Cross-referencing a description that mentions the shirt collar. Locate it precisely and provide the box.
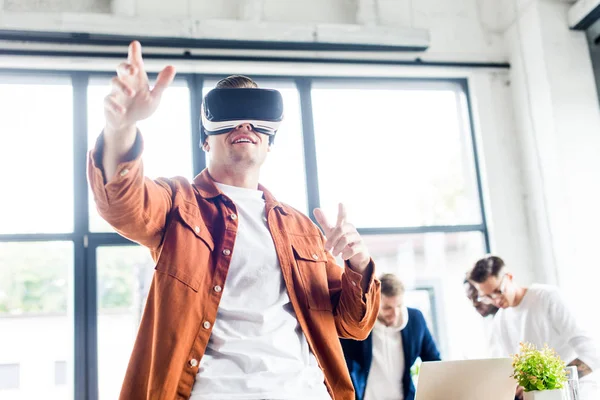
[193,169,290,215]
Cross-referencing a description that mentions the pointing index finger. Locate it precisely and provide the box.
[127,40,143,66]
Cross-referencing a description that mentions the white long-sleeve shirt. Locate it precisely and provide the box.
[491,284,599,399]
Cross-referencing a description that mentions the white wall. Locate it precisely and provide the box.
[505,1,562,284]
[469,70,535,284]
[505,0,600,336]
[0,0,506,62]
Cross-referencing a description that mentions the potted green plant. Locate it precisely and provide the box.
[512,342,567,400]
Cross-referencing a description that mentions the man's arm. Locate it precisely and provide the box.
[102,40,174,181]
[88,132,173,250]
[313,204,381,340]
[323,247,380,340]
[547,288,600,373]
[89,40,177,250]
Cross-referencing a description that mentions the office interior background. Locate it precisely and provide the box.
[1,0,600,398]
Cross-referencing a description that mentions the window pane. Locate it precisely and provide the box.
[312,81,482,228]
[203,80,308,214]
[96,246,155,400]
[87,79,193,232]
[0,364,19,390]
[54,361,67,386]
[0,79,73,233]
[361,231,489,360]
[0,242,73,400]
[404,288,437,341]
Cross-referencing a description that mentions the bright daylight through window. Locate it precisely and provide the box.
[0,73,487,399]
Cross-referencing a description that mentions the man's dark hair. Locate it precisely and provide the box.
[463,274,499,317]
[215,75,258,89]
[468,255,506,283]
[463,275,478,301]
[380,273,405,297]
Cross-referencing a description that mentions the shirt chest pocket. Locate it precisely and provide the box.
[155,206,214,292]
[290,234,332,312]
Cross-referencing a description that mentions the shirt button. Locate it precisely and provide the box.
[351,281,357,287]
[119,169,129,177]
[194,226,200,234]
[213,285,222,293]
[230,214,237,220]
[312,253,319,260]
[189,359,198,367]
[222,249,231,256]
[203,321,211,329]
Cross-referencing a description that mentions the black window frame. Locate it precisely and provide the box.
[0,66,490,400]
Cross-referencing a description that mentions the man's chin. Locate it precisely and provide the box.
[229,153,259,165]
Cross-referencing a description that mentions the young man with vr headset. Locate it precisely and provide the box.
[88,41,380,400]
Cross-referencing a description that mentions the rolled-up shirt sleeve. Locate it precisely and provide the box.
[321,232,380,340]
[87,131,173,250]
[548,289,600,371]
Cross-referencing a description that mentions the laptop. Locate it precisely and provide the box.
[414,358,517,400]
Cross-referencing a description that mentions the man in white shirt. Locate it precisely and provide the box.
[341,274,441,400]
[468,255,600,400]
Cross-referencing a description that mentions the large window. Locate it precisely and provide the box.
[0,79,74,234]
[0,71,488,399]
[311,80,488,358]
[0,242,73,400]
[96,246,155,400]
[311,81,481,228]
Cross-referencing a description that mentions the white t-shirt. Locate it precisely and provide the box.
[492,284,599,399]
[190,182,330,400]
[364,307,409,400]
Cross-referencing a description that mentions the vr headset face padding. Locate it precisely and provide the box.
[200,126,277,146]
[200,88,284,145]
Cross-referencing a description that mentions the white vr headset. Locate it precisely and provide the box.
[200,88,284,142]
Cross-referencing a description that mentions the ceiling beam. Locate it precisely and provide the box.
[569,0,600,29]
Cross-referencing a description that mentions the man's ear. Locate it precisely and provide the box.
[202,141,210,152]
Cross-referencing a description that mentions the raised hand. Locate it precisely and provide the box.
[314,203,371,273]
[101,41,176,181]
[104,40,176,133]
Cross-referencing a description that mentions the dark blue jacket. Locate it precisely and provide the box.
[340,307,441,400]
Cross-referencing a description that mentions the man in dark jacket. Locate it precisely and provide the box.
[341,273,441,400]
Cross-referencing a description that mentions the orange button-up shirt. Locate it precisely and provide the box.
[88,134,380,400]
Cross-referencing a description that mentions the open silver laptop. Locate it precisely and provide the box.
[415,358,516,400]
